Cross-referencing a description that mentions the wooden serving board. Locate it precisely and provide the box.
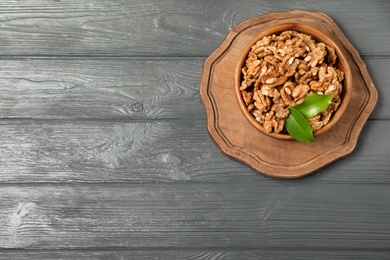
[200,10,377,179]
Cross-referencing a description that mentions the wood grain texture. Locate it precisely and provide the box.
[0,57,387,120]
[0,0,388,56]
[0,183,389,250]
[0,0,389,258]
[0,119,388,184]
[1,250,390,260]
[0,58,203,120]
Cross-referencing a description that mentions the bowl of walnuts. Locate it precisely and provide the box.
[235,23,352,142]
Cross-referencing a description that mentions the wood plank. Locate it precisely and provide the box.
[0,58,203,120]
[364,56,389,119]
[0,57,387,120]
[0,0,388,56]
[1,249,389,260]
[0,119,388,183]
[0,183,389,250]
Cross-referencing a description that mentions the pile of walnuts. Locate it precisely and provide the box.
[240,30,344,134]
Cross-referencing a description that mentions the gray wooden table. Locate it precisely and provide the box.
[0,1,389,259]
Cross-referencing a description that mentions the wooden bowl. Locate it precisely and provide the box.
[235,23,352,140]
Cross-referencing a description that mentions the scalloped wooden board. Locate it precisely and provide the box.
[200,10,377,179]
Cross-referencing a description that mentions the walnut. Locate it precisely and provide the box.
[325,84,337,95]
[318,65,337,81]
[252,109,265,124]
[264,55,280,68]
[259,61,268,78]
[263,112,274,133]
[336,69,344,82]
[310,80,330,93]
[239,30,345,135]
[281,81,295,106]
[311,121,324,132]
[284,56,300,77]
[292,84,310,103]
[305,42,327,67]
[270,88,281,99]
[299,32,316,51]
[273,117,285,133]
[247,103,255,112]
[307,115,324,132]
[262,111,284,133]
[326,45,337,65]
[272,103,290,119]
[259,70,287,88]
[297,63,309,74]
[253,90,271,112]
[268,75,288,88]
[297,70,314,85]
[310,66,319,77]
[242,91,253,105]
[321,111,332,125]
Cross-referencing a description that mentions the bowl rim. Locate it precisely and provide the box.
[234,23,353,141]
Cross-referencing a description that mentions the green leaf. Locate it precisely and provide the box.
[285,107,315,142]
[293,93,334,118]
